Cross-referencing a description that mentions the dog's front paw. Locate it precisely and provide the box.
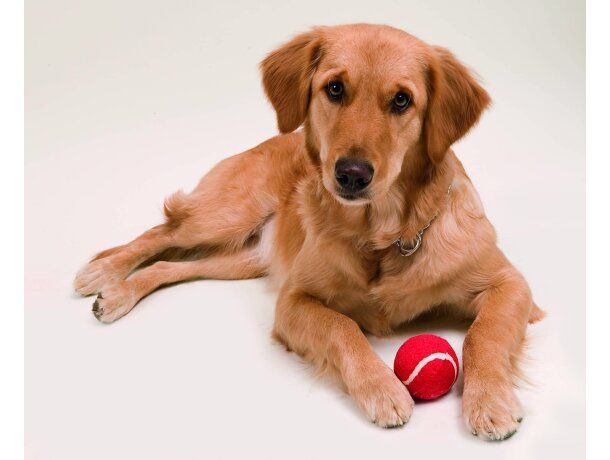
[349,364,414,428]
[462,378,523,441]
[92,281,136,323]
[74,257,127,296]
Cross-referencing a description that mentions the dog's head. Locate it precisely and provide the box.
[261,24,490,205]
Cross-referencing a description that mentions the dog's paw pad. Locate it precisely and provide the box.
[92,296,104,320]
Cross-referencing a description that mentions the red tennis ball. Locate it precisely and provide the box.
[393,334,459,400]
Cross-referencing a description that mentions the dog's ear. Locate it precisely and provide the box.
[261,29,324,133]
[424,46,491,164]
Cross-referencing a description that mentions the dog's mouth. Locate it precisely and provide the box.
[335,189,370,204]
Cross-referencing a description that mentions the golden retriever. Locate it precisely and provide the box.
[74,24,544,440]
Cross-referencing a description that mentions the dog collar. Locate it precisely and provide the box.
[394,185,452,257]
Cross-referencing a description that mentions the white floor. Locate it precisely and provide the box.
[26,1,584,459]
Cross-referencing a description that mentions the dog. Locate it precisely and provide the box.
[74,24,544,440]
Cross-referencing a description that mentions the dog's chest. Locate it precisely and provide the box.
[301,241,438,334]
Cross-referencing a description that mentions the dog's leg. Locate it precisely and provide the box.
[74,215,245,296]
[74,224,180,295]
[91,248,266,323]
[74,207,267,296]
[74,135,304,296]
[273,286,414,428]
[462,270,532,441]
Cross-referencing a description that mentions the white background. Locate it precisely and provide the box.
[25,1,584,459]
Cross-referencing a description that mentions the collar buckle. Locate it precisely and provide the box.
[395,231,423,257]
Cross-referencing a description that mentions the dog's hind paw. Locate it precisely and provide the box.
[74,257,127,296]
[91,282,136,323]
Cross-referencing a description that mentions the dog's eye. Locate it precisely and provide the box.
[326,81,344,101]
[391,92,411,113]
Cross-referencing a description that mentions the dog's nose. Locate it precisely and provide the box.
[334,158,374,192]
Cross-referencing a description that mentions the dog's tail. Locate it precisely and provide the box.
[163,190,193,229]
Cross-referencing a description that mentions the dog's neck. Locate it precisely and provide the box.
[305,143,455,252]
[367,147,455,250]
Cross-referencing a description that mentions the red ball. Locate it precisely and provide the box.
[393,334,459,400]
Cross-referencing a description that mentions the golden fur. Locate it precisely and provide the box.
[74,24,544,440]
